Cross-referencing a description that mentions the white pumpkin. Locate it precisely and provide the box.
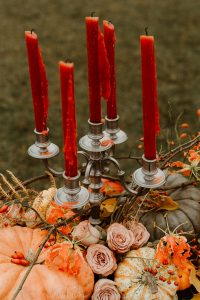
[114,247,178,300]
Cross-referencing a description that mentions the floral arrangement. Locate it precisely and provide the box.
[0,114,199,300]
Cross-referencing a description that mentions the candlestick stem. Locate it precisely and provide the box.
[79,120,113,224]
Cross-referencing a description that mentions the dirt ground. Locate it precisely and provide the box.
[0,0,199,180]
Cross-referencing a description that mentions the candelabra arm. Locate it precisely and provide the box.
[117,170,138,195]
[103,156,137,195]
[77,150,90,163]
[43,159,64,177]
[103,156,121,171]
[82,160,94,187]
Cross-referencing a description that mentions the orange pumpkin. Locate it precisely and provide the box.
[0,226,94,300]
[177,265,191,290]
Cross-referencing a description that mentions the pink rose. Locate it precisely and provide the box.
[72,220,100,246]
[107,223,135,253]
[125,221,150,249]
[86,244,117,276]
[92,279,120,300]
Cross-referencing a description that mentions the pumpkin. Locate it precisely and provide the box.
[139,173,200,241]
[0,226,94,300]
[115,247,178,300]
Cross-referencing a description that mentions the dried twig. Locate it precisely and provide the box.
[160,134,200,169]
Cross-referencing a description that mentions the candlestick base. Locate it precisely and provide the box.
[103,116,128,144]
[79,120,112,152]
[79,135,112,152]
[28,128,59,159]
[54,171,89,209]
[132,156,166,188]
[55,186,89,209]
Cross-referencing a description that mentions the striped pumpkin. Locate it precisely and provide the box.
[114,247,178,300]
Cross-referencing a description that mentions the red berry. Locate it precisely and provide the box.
[144,267,148,272]
[0,205,9,213]
[167,270,174,275]
[191,245,197,250]
[167,280,171,285]
[153,269,158,275]
[163,259,169,265]
[178,274,182,278]
[156,264,161,268]
[174,281,179,286]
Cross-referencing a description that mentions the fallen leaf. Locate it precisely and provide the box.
[100,198,117,218]
[101,179,124,196]
[157,195,179,211]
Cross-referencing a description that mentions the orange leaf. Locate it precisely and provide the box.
[156,195,179,211]
[100,198,117,218]
[101,179,124,196]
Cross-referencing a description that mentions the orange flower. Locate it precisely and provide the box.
[170,161,185,168]
[196,108,200,117]
[46,202,77,235]
[180,133,188,139]
[45,242,82,276]
[180,123,189,129]
[155,235,190,269]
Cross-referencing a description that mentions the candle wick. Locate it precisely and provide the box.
[31,28,35,34]
[145,27,148,36]
[91,11,96,17]
[64,59,72,63]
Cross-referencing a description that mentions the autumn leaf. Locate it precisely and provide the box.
[101,179,124,196]
[156,195,179,211]
[100,198,117,218]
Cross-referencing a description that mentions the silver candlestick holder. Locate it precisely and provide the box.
[103,115,128,144]
[133,155,166,188]
[79,120,113,224]
[54,171,89,209]
[28,128,59,159]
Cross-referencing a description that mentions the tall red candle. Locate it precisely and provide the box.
[25,31,49,132]
[86,17,101,123]
[59,62,78,177]
[140,35,159,160]
[103,20,117,119]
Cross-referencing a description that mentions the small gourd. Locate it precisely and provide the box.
[115,247,178,300]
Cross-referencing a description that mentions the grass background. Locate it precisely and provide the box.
[0,0,200,181]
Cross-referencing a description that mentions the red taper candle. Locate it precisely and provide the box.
[59,61,78,177]
[25,31,49,132]
[140,34,160,160]
[86,16,101,123]
[103,20,117,119]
